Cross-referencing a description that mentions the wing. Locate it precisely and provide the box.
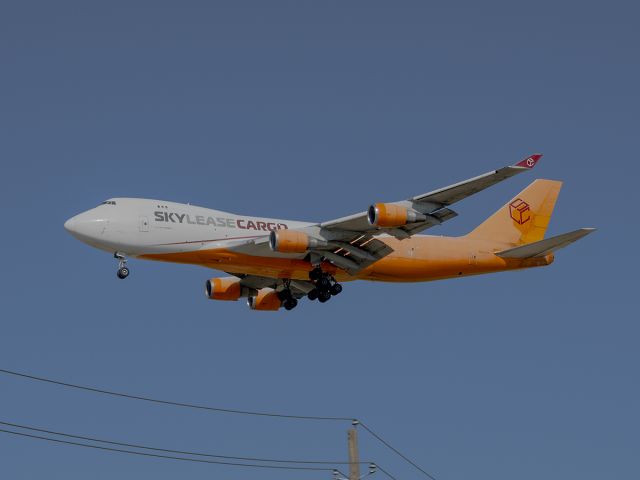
[229,273,314,299]
[229,154,543,275]
[321,153,542,234]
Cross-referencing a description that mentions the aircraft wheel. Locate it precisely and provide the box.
[307,288,319,301]
[117,267,129,279]
[330,283,342,295]
[277,289,291,301]
[284,298,298,310]
[309,268,322,281]
[317,276,331,290]
[318,291,331,303]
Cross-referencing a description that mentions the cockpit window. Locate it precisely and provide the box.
[100,201,116,205]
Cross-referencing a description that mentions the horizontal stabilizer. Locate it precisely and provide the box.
[495,228,596,259]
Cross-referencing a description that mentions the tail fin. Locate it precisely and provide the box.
[466,179,562,246]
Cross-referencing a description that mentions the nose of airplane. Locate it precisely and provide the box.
[64,217,77,233]
[63,211,109,242]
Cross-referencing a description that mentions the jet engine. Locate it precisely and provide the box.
[247,288,282,311]
[205,277,242,301]
[269,230,327,253]
[367,203,427,228]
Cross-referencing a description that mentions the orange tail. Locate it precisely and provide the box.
[466,179,563,246]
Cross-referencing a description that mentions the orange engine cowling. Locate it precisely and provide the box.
[368,203,408,227]
[367,203,427,228]
[269,230,330,253]
[247,288,281,311]
[269,230,315,253]
[205,277,242,301]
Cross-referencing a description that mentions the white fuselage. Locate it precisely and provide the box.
[64,198,312,257]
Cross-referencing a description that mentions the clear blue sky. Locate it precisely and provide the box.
[1,2,637,479]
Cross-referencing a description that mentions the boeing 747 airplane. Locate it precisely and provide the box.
[64,154,594,311]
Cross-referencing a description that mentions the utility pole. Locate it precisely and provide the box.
[348,420,360,480]
[333,420,375,480]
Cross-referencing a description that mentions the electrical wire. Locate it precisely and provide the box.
[0,428,333,472]
[0,426,402,480]
[1,367,435,479]
[0,368,352,421]
[375,464,399,480]
[0,419,365,466]
[360,422,437,480]
[0,421,401,480]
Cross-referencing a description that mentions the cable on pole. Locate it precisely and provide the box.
[0,419,368,466]
[375,464,399,480]
[360,422,437,480]
[0,428,334,472]
[0,368,353,422]
[1,367,438,479]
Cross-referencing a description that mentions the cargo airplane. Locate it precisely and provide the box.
[64,154,594,311]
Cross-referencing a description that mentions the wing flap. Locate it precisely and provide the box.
[323,236,394,274]
[229,274,315,299]
[400,207,458,236]
[495,228,596,259]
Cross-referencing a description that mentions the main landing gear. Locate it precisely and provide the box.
[114,252,129,279]
[277,286,299,311]
[307,267,342,303]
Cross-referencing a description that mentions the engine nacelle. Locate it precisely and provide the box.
[367,203,426,228]
[247,288,281,311]
[269,230,327,253]
[205,277,242,301]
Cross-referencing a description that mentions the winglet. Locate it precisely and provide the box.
[515,153,543,169]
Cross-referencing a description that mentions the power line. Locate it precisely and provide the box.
[1,367,436,479]
[360,422,437,480]
[0,428,332,472]
[1,420,400,480]
[0,419,364,466]
[0,368,352,421]
[376,464,399,480]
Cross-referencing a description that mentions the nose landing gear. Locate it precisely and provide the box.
[114,252,129,279]
[307,267,342,303]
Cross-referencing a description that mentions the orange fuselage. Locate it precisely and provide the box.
[140,235,553,283]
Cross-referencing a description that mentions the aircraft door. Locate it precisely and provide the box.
[139,215,149,232]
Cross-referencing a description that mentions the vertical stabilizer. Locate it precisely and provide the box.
[466,179,562,246]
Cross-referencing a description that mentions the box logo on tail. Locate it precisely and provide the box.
[509,198,531,225]
[466,179,563,246]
